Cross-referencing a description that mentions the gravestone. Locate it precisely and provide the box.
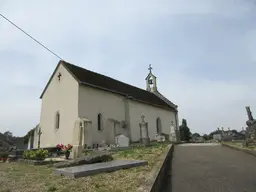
[55,159,148,178]
[139,114,150,146]
[244,106,256,147]
[155,134,165,142]
[115,134,129,147]
[37,126,42,149]
[169,121,177,142]
[27,135,34,149]
[70,119,83,159]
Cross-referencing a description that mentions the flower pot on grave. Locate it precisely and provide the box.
[3,158,7,162]
[56,149,61,156]
[65,151,70,159]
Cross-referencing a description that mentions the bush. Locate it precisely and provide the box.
[0,152,9,158]
[22,149,48,160]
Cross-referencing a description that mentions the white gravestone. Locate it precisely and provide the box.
[155,134,166,142]
[27,136,31,149]
[139,115,150,146]
[116,134,130,147]
[169,121,177,142]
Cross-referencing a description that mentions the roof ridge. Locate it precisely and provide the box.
[153,91,177,108]
[63,61,157,96]
[59,60,176,110]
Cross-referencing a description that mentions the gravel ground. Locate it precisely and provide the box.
[163,143,256,192]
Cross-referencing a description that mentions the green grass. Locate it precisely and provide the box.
[223,141,256,150]
[0,142,168,192]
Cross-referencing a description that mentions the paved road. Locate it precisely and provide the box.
[163,143,256,192]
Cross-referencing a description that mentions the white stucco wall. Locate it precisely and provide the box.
[78,85,129,145]
[39,64,79,147]
[129,100,176,142]
[78,85,177,144]
[39,63,178,147]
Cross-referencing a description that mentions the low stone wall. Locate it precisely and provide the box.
[137,144,174,192]
[18,158,56,165]
[53,152,113,168]
[222,143,256,157]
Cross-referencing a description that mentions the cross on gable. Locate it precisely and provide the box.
[57,72,62,81]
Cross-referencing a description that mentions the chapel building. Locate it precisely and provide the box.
[33,60,179,148]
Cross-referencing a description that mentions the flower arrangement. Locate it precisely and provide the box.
[56,144,73,159]
[0,152,8,162]
[56,144,64,155]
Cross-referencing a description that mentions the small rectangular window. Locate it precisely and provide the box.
[98,113,102,131]
[55,112,60,129]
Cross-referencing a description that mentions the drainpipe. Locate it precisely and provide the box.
[123,96,132,141]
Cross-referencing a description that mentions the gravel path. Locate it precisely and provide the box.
[163,143,256,192]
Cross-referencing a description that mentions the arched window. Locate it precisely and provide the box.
[97,113,102,131]
[55,111,60,129]
[156,117,161,134]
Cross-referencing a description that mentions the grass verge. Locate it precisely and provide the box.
[223,141,256,150]
[0,142,168,192]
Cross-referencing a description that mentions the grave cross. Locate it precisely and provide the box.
[141,114,145,123]
[37,127,42,149]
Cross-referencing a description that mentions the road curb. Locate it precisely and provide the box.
[137,144,174,192]
[222,143,256,157]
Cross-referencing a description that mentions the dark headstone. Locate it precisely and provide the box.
[7,154,19,162]
[245,107,256,145]
[53,152,113,168]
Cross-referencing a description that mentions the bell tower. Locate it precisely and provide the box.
[145,64,157,92]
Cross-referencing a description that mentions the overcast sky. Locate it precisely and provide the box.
[1,0,256,136]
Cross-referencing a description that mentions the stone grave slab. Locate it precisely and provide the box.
[55,159,147,178]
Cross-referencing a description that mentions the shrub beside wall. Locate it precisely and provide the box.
[0,152,9,161]
[22,149,48,160]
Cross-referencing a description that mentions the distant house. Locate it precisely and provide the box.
[211,128,246,141]
[191,134,204,143]
[240,128,246,135]
[213,134,222,141]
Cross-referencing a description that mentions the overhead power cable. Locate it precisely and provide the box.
[0,13,63,60]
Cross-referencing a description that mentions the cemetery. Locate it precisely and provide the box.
[0,140,169,192]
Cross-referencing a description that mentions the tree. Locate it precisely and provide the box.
[4,131,13,137]
[192,133,201,137]
[203,134,209,141]
[23,128,35,144]
[179,119,191,141]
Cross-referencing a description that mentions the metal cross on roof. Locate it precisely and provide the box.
[148,64,152,73]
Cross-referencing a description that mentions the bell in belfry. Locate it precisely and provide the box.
[148,79,153,85]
